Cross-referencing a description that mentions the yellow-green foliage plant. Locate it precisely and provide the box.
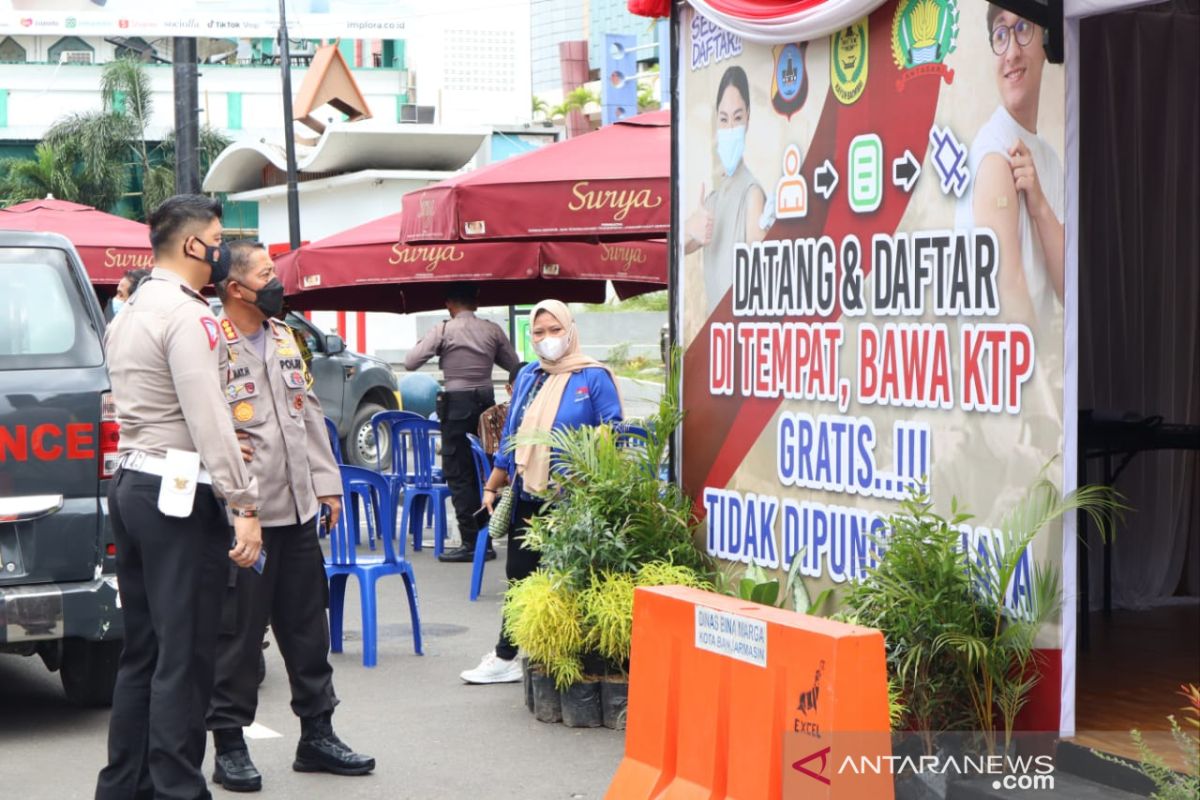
[577,562,712,678]
[635,561,712,591]
[579,571,636,669]
[502,570,584,691]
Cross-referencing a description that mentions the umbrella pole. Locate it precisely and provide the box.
[277,0,303,249]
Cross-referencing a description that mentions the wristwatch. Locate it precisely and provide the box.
[231,507,259,519]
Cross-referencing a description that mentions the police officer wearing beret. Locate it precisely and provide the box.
[97,195,262,800]
[205,242,373,791]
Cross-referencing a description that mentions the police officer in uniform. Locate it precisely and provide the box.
[404,283,520,562]
[204,242,374,791]
[97,195,262,800]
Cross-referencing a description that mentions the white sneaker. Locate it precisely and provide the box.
[460,651,523,684]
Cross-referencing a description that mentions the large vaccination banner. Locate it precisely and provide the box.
[679,0,1067,630]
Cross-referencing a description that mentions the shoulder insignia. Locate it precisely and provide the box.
[201,317,219,351]
[179,284,207,304]
[220,318,240,344]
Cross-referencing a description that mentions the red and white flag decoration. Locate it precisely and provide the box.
[630,0,888,42]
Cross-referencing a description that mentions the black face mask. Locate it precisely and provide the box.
[246,277,285,318]
[186,237,232,284]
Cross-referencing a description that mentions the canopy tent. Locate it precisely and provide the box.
[274,209,665,314]
[0,198,152,287]
[399,111,669,244]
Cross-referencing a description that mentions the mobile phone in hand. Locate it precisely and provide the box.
[472,506,490,530]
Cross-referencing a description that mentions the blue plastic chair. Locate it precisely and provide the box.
[370,410,426,542]
[372,413,452,556]
[466,433,493,601]
[325,465,422,667]
[324,416,343,464]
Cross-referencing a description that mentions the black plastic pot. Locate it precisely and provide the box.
[531,670,562,723]
[561,680,603,728]
[601,678,628,730]
[522,657,534,713]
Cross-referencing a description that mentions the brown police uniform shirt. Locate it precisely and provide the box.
[104,267,258,509]
[219,314,342,527]
[403,310,519,392]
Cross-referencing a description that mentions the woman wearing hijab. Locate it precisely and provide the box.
[459,300,623,685]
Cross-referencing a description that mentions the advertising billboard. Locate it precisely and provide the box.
[0,0,409,38]
[678,0,1067,712]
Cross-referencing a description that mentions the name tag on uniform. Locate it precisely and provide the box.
[157,448,201,518]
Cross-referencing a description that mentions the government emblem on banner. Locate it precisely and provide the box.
[831,19,868,105]
[771,42,808,119]
[891,0,958,91]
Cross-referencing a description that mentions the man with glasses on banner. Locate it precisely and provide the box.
[958,3,1065,332]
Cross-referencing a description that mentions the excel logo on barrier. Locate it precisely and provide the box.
[891,0,959,91]
[830,19,868,105]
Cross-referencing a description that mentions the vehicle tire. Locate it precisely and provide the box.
[345,402,388,469]
[61,638,122,707]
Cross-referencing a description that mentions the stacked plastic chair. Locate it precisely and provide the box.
[371,412,452,557]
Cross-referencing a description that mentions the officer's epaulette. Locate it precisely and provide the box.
[268,318,289,339]
[179,284,207,304]
[220,318,240,346]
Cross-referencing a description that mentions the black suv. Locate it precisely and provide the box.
[0,231,123,705]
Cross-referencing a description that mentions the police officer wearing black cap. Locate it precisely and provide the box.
[404,283,519,562]
[97,195,262,800]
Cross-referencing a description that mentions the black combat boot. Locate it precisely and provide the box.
[293,711,375,776]
[212,728,262,792]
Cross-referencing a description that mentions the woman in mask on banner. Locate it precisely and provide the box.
[459,300,623,685]
[684,64,768,316]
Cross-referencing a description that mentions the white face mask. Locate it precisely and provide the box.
[533,334,568,362]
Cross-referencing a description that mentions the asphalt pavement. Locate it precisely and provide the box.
[0,525,626,799]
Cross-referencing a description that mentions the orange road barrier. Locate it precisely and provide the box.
[606,586,893,800]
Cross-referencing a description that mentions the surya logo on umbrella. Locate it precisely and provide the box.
[103,248,155,271]
[599,242,648,273]
[388,242,465,272]
[567,180,664,223]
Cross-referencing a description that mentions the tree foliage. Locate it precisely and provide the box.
[1,57,230,216]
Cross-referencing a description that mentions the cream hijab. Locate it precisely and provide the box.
[513,300,622,493]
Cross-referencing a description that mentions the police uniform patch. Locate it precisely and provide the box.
[233,401,254,422]
[201,317,219,350]
[220,319,239,343]
[293,394,305,412]
[284,370,306,389]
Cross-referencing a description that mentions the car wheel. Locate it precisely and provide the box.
[61,638,122,707]
[346,402,389,469]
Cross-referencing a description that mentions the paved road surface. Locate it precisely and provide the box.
[0,528,625,799]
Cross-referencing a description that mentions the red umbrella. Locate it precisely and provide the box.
[0,198,153,286]
[400,110,669,244]
[275,210,665,313]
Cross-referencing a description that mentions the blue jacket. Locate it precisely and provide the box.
[493,362,623,478]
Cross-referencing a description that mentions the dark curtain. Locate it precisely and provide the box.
[1079,0,1200,607]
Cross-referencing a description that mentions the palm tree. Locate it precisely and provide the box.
[40,57,231,216]
[564,86,599,114]
[0,141,80,206]
[531,95,549,120]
